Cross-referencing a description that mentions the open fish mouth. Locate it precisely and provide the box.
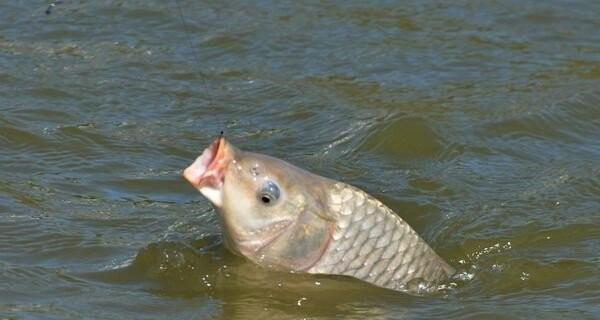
[183,137,229,206]
[183,137,224,189]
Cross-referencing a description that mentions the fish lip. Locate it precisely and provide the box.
[183,137,228,190]
[236,219,294,254]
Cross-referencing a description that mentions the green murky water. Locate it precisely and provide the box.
[1,1,599,319]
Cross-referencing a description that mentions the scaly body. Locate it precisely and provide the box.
[309,183,454,292]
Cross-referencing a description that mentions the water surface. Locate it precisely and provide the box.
[1,1,599,319]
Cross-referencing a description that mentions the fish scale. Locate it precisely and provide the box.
[309,183,455,293]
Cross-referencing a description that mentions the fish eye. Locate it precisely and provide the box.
[258,180,280,205]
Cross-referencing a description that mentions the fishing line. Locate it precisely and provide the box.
[172,0,203,74]
[45,1,203,75]
[171,0,224,136]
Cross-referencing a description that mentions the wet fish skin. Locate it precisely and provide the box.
[183,138,454,293]
[309,182,455,292]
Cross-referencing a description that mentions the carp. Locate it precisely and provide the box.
[183,137,454,293]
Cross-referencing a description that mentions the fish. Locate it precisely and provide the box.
[183,137,455,293]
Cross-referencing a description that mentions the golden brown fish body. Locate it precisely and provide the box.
[183,138,454,293]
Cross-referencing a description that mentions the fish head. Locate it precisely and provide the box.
[183,138,334,269]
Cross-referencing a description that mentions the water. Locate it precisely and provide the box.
[1,1,599,319]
